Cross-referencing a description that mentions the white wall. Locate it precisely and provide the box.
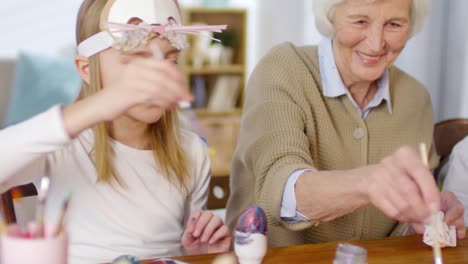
[394,0,445,121]
[0,0,83,58]
[248,0,322,74]
[396,0,468,121]
[438,0,468,120]
[254,0,306,60]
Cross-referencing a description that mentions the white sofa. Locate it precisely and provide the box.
[0,59,15,126]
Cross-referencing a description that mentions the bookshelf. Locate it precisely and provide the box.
[185,64,244,75]
[181,7,247,181]
[179,6,247,209]
[181,7,247,113]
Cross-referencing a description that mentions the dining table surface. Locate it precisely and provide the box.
[140,234,468,264]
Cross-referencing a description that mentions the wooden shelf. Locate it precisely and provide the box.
[184,64,244,75]
[211,168,231,177]
[180,7,246,200]
[182,6,247,109]
[191,108,242,117]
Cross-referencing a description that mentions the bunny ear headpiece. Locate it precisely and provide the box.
[77,0,227,57]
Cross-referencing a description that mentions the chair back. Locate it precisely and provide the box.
[1,183,37,224]
[434,118,468,179]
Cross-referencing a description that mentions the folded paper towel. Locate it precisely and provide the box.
[423,211,457,248]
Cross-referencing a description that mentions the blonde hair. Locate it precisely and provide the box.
[75,0,190,191]
[313,0,429,37]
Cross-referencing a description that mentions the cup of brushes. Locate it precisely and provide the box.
[0,176,73,264]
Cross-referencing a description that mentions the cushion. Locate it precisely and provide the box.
[4,52,81,126]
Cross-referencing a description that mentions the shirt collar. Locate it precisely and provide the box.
[318,38,392,114]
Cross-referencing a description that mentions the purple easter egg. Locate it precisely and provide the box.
[235,205,268,235]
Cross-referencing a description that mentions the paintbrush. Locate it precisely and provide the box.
[419,143,443,264]
[35,176,50,238]
[54,190,73,237]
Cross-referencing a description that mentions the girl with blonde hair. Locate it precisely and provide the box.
[0,0,231,263]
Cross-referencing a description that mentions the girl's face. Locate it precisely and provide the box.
[99,37,180,124]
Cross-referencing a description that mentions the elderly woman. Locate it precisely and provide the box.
[226,0,466,247]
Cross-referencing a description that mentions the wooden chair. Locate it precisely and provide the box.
[433,118,468,180]
[0,183,37,224]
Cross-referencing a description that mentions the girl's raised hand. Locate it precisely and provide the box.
[96,56,192,121]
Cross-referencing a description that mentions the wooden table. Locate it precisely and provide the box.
[142,235,468,263]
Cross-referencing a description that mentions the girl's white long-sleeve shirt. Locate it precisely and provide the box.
[0,106,211,264]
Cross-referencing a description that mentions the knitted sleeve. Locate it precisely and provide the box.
[235,43,318,230]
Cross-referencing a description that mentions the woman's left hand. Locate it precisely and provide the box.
[182,211,232,255]
[409,191,466,239]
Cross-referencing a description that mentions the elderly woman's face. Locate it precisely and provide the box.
[331,0,412,84]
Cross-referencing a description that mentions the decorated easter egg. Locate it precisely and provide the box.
[150,260,178,264]
[112,255,141,264]
[234,206,269,264]
[235,205,267,235]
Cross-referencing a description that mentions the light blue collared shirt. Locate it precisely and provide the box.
[280,38,393,222]
[318,37,392,118]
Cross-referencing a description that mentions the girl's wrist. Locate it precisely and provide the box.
[62,95,107,138]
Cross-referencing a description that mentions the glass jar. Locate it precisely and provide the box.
[333,243,368,264]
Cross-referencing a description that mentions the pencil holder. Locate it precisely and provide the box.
[1,224,68,264]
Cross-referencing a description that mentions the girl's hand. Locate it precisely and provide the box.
[409,191,466,239]
[63,56,192,137]
[182,211,232,255]
[97,57,192,121]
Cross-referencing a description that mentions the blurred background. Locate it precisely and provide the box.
[1,0,468,222]
[1,0,468,122]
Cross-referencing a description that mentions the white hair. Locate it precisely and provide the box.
[313,0,429,37]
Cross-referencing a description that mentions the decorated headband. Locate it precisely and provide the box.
[77,0,228,57]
